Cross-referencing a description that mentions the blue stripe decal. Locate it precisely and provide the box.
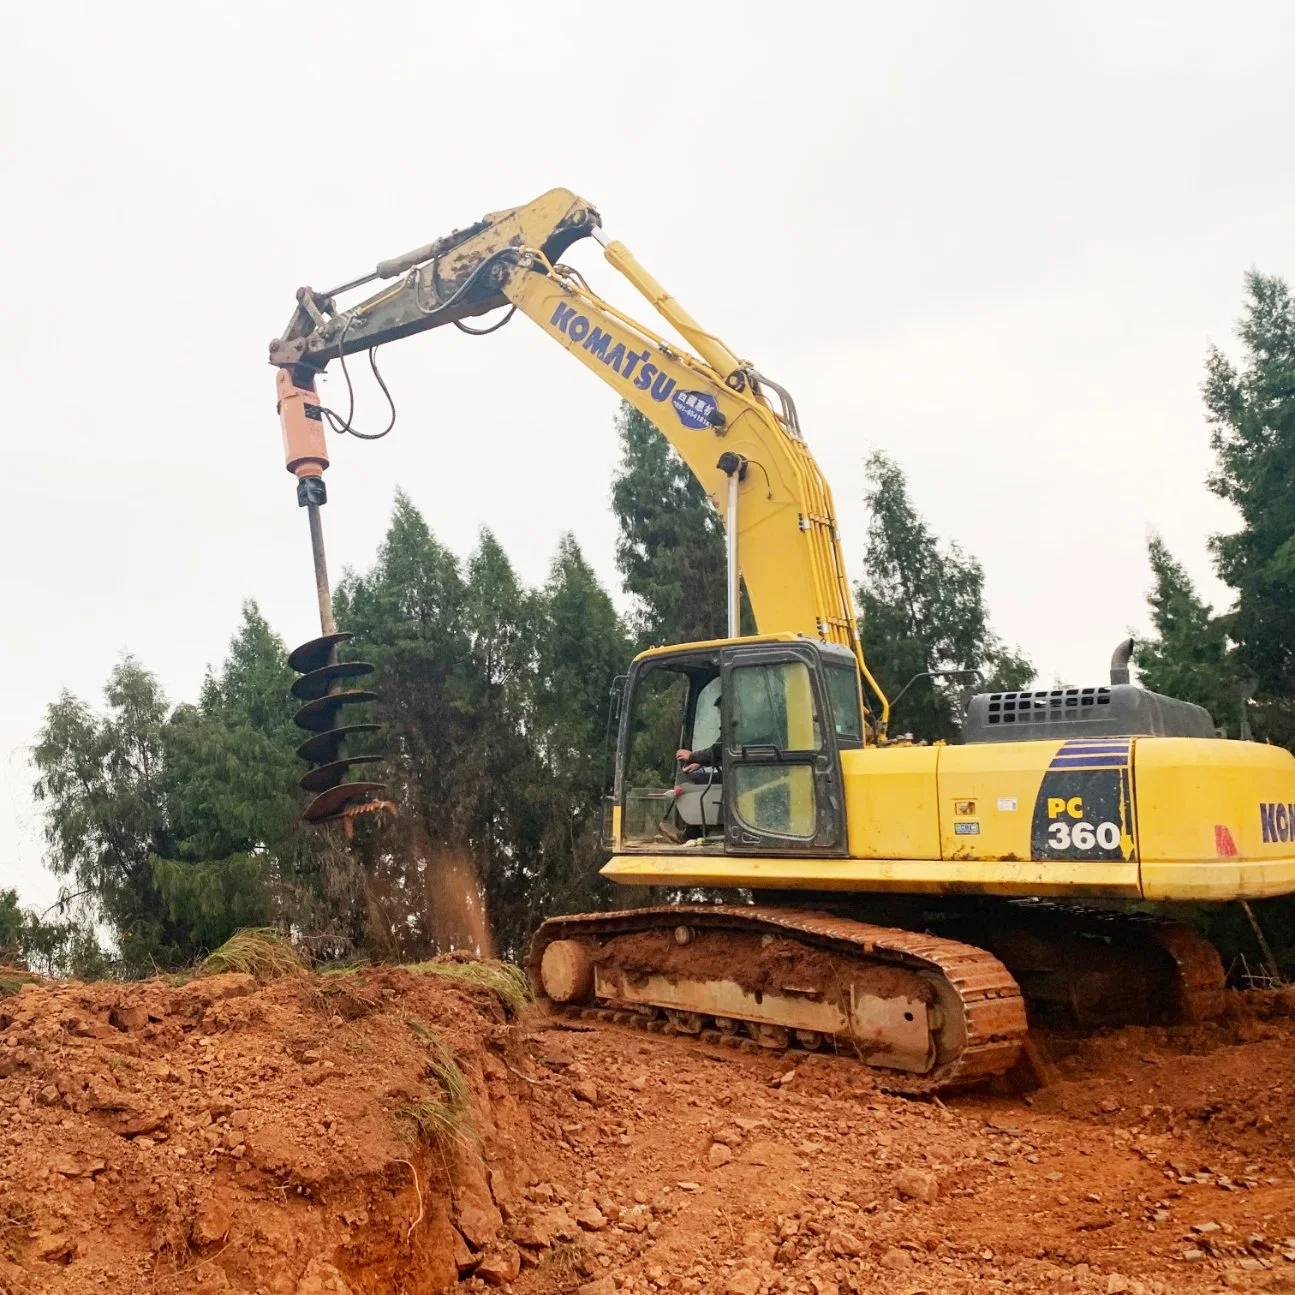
[1048,756,1129,769]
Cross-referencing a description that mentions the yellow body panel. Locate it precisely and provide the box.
[841,746,941,860]
[605,733,1295,902]
[1136,738,1295,899]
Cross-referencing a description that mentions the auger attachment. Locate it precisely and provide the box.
[288,631,387,825]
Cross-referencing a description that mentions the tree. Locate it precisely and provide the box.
[856,451,1032,741]
[0,888,108,979]
[31,657,181,973]
[530,534,631,917]
[1204,270,1295,747]
[1134,535,1239,732]
[611,404,739,646]
[29,607,318,975]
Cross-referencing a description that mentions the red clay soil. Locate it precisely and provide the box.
[3,970,1295,1295]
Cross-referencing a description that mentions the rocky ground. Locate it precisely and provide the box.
[3,964,1295,1295]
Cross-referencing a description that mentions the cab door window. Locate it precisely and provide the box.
[729,660,821,839]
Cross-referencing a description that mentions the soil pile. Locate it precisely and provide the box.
[0,964,536,1294]
[4,971,1295,1295]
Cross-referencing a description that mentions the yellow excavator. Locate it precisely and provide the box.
[271,189,1295,1088]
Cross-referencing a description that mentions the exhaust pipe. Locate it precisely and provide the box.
[1110,637,1135,686]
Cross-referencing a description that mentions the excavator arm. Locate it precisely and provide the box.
[270,188,889,732]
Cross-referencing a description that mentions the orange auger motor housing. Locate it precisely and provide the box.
[276,367,329,496]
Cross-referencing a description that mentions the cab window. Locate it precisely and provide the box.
[729,660,821,839]
[824,664,864,744]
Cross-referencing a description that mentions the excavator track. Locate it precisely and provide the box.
[893,900,1228,1029]
[529,905,1028,1092]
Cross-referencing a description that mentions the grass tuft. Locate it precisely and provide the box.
[199,929,303,980]
[0,966,36,996]
[407,957,532,1014]
[396,1018,478,1150]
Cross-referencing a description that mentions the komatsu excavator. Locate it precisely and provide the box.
[271,189,1295,1089]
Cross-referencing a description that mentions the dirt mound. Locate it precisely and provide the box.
[0,964,538,1294]
[5,974,1295,1295]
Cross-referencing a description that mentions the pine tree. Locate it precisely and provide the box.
[611,404,730,646]
[1205,271,1295,746]
[531,534,631,917]
[856,451,1032,742]
[1134,536,1238,733]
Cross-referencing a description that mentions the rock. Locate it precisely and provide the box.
[295,1258,355,1295]
[707,1143,733,1168]
[452,1227,477,1275]
[513,1216,555,1249]
[573,1079,599,1105]
[192,1198,232,1247]
[1192,1221,1222,1234]
[629,1073,649,1092]
[476,1247,522,1286]
[36,1232,77,1263]
[574,1202,607,1232]
[894,1166,939,1202]
[37,1084,61,1107]
[579,1279,617,1295]
[880,1248,912,1269]
[535,1207,579,1242]
[742,1230,777,1264]
[620,1205,651,1233]
[1106,1276,1131,1294]
[455,1156,505,1249]
[713,1127,745,1148]
[827,1228,864,1258]
[809,1276,839,1295]
[1182,1249,1206,1261]
[1100,1098,1120,1114]
[118,1111,168,1138]
[109,1003,149,1032]
[534,1036,577,1070]
[725,1269,761,1295]
[744,1141,780,1167]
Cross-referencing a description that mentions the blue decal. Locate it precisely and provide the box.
[548,300,675,403]
[672,389,718,430]
[1260,801,1295,843]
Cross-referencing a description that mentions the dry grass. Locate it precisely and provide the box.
[540,1241,583,1281]
[396,1018,478,1151]
[407,957,532,1014]
[199,929,303,980]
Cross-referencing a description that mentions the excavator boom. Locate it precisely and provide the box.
[270,188,889,731]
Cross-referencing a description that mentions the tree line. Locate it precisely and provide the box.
[4,273,1293,978]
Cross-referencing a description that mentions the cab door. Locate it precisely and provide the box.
[720,644,847,855]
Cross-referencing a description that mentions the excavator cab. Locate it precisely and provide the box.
[616,636,863,856]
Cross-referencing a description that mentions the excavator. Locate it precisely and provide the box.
[270,188,1295,1089]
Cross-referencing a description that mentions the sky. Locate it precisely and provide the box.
[2,1,1290,908]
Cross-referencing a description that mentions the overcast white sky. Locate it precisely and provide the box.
[3,2,1290,908]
